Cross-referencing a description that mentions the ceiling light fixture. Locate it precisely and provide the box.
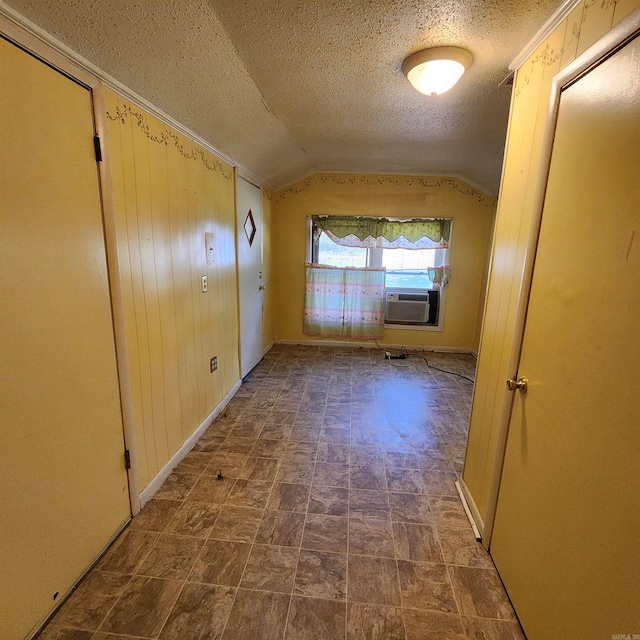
[402,46,473,96]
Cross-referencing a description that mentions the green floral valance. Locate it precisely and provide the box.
[312,215,451,249]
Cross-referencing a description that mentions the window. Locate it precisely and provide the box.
[309,216,451,329]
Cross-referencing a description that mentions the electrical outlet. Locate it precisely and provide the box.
[201,275,208,293]
[210,355,217,373]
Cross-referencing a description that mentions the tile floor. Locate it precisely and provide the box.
[39,345,525,640]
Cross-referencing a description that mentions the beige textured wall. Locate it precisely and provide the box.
[273,173,496,352]
[463,0,640,529]
[105,91,240,492]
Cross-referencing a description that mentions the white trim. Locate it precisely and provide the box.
[275,339,474,354]
[138,380,241,508]
[28,516,130,639]
[0,2,269,189]
[509,0,583,71]
[483,8,640,547]
[455,479,482,542]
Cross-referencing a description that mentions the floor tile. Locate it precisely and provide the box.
[240,544,299,593]
[397,560,457,613]
[285,596,346,640]
[294,549,347,600]
[50,571,130,630]
[189,540,251,586]
[426,496,470,528]
[386,468,426,494]
[238,456,279,481]
[349,517,395,558]
[209,505,262,543]
[37,629,94,640]
[221,589,289,640]
[266,482,311,512]
[96,529,158,574]
[165,502,221,538]
[302,514,348,553]
[422,471,458,496]
[347,556,401,606]
[351,465,388,490]
[128,499,182,533]
[389,493,431,524]
[137,534,203,579]
[461,616,527,639]
[252,438,287,458]
[313,462,350,488]
[100,576,183,637]
[308,485,349,516]
[276,460,314,484]
[186,475,233,504]
[255,510,305,547]
[403,609,466,640]
[207,452,249,478]
[154,471,200,500]
[317,442,350,464]
[176,451,215,473]
[159,583,235,640]
[346,603,406,640]
[393,522,443,562]
[349,489,390,519]
[448,566,517,620]
[225,479,272,508]
[437,526,493,568]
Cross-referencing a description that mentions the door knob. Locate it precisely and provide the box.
[506,377,528,393]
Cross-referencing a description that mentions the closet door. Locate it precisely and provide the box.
[490,32,640,639]
[0,38,130,639]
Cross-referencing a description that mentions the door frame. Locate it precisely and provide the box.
[0,10,141,515]
[481,7,640,549]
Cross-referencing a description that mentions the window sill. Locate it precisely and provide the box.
[384,323,443,332]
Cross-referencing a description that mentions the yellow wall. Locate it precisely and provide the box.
[105,91,240,491]
[272,174,496,351]
[463,0,640,528]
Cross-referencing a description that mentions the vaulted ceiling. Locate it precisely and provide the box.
[5,0,560,193]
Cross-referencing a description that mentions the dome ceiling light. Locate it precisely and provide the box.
[402,46,473,96]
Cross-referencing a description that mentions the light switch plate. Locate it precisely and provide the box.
[201,275,208,293]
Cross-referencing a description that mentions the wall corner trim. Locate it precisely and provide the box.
[138,380,242,508]
[509,0,583,71]
[456,479,484,543]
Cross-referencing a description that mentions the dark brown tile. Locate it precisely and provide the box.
[266,482,311,512]
[259,423,293,440]
[165,502,221,538]
[176,451,215,473]
[206,452,249,478]
[218,436,257,455]
[186,475,233,504]
[50,571,130,630]
[349,517,395,558]
[302,514,348,553]
[448,566,517,620]
[240,544,299,593]
[389,493,431,523]
[96,529,158,574]
[427,496,469,528]
[349,489,390,519]
[238,456,279,481]
[209,506,262,543]
[294,549,347,600]
[226,479,272,508]
[222,589,289,640]
[438,526,493,568]
[386,468,425,494]
[101,576,183,637]
[393,522,443,562]
[129,499,182,532]
[308,485,349,516]
[137,534,203,579]
[351,465,387,490]
[403,609,466,640]
[397,560,457,613]
[160,583,235,640]
[252,438,287,458]
[154,471,200,500]
[313,462,350,488]
[189,540,251,586]
[346,603,405,640]
[462,616,527,639]
[347,556,401,606]
[229,420,264,439]
[276,460,314,484]
[285,596,346,640]
[256,510,305,547]
[38,629,94,640]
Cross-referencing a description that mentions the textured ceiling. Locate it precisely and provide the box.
[5,0,560,193]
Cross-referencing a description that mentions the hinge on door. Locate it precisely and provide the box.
[93,136,103,162]
[124,449,131,470]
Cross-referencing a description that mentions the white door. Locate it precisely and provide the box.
[0,38,131,639]
[490,32,640,639]
[236,175,264,377]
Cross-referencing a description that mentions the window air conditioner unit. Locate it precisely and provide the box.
[385,290,430,325]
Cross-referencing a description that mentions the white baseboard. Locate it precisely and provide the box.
[456,478,485,543]
[275,338,474,354]
[138,380,242,508]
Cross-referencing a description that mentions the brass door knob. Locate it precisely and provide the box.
[506,377,528,393]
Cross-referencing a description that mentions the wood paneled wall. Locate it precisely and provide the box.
[105,91,240,491]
